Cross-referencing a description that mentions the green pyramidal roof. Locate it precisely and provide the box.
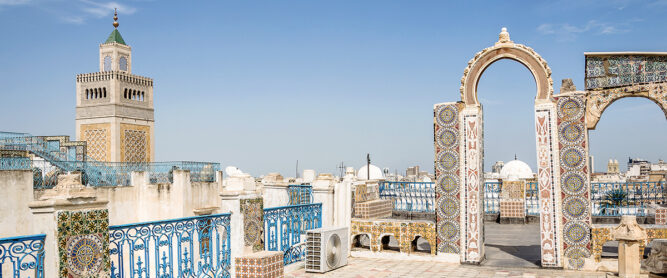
[105,29,126,45]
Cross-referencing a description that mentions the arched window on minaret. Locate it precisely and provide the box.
[85,89,89,99]
[103,88,107,98]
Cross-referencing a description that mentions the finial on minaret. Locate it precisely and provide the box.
[113,8,119,29]
[514,154,517,160]
[497,27,511,44]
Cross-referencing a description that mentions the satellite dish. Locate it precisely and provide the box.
[326,233,342,268]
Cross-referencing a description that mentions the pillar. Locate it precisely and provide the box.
[613,215,647,278]
[28,173,110,277]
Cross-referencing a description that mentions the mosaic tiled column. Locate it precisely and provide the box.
[535,103,561,267]
[433,103,463,258]
[240,198,264,252]
[555,95,592,269]
[461,106,484,263]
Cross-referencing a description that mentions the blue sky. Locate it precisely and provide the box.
[0,0,665,176]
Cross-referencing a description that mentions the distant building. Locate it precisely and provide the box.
[492,161,504,174]
[607,159,620,174]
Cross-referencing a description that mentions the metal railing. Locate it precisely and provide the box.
[287,185,313,205]
[525,182,539,215]
[591,182,666,216]
[484,182,501,214]
[379,180,667,217]
[378,181,435,212]
[264,203,322,265]
[0,234,45,278]
[0,157,32,170]
[109,213,231,278]
[0,157,219,189]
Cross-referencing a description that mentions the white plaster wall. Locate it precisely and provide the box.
[313,188,334,228]
[333,179,353,228]
[0,170,36,237]
[0,170,222,229]
[263,184,289,208]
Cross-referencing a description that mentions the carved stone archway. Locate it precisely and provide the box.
[459,28,554,106]
[586,83,667,129]
[433,28,563,267]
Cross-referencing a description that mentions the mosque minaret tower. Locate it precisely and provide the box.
[75,10,155,162]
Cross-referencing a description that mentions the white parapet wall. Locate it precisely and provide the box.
[0,170,38,237]
[0,169,223,235]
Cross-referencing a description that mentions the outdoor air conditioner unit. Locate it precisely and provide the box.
[305,226,349,273]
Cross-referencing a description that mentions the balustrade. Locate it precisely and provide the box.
[378,181,435,213]
[263,203,322,265]
[0,234,45,278]
[109,213,231,278]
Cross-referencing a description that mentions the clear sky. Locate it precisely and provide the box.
[0,0,665,176]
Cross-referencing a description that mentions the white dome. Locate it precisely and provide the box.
[499,160,533,181]
[357,164,384,180]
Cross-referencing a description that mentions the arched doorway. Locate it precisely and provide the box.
[433,28,563,267]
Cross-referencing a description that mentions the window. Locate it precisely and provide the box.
[103,88,107,98]
[119,56,128,71]
[104,56,112,71]
[85,89,89,99]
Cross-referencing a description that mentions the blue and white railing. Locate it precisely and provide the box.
[379,181,435,213]
[484,182,501,214]
[591,181,666,216]
[109,213,231,278]
[525,182,539,215]
[0,157,219,189]
[264,203,322,265]
[0,234,45,278]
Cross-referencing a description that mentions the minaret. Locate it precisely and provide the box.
[75,10,155,162]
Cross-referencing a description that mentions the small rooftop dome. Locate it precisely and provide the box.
[499,159,533,181]
[357,164,384,180]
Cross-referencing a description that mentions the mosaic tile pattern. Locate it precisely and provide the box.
[500,200,525,219]
[535,109,560,267]
[350,219,436,255]
[241,198,264,252]
[354,183,379,203]
[585,55,667,90]
[500,181,525,200]
[433,103,462,255]
[122,130,147,162]
[43,136,88,162]
[235,251,284,278]
[354,199,392,219]
[83,129,108,162]
[657,208,667,225]
[79,124,111,162]
[120,123,151,163]
[556,96,591,269]
[462,110,484,262]
[591,225,667,263]
[57,209,110,278]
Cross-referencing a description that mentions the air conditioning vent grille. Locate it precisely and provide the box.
[305,227,348,273]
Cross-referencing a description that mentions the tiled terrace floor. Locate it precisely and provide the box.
[285,257,609,278]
